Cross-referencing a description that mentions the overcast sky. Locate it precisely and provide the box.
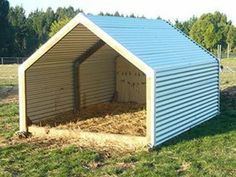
[8,0,236,25]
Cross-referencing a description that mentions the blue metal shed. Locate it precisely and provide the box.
[19,14,219,147]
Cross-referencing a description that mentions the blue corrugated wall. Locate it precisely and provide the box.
[154,62,219,145]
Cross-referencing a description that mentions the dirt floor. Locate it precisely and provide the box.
[0,85,18,104]
[37,102,146,136]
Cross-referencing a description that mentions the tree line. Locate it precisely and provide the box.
[175,12,236,54]
[0,0,236,57]
[0,0,82,57]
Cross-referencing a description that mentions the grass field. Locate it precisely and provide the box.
[0,65,18,87]
[220,59,236,90]
[0,60,236,176]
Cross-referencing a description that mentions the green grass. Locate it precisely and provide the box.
[0,105,235,176]
[0,65,18,86]
[220,58,236,90]
[0,103,19,139]
[0,61,236,176]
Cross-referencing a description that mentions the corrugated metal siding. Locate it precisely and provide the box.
[154,62,219,145]
[79,44,118,107]
[116,56,146,103]
[26,24,100,122]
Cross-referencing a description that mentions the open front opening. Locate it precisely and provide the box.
[34,46,147,137]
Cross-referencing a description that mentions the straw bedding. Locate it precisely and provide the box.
[39,102,146,136]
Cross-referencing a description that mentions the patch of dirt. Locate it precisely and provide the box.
[37,102,146,136]
[0,136,8,146]
[10,135,141,153]
[0,85,18,104]
[177,161,191,174]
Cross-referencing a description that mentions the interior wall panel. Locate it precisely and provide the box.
[26,24,100,122]
[79,44,118,107]
[116,56,146,103]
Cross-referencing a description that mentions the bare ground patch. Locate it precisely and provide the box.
[25,102,147,152]
[10,134,145,153]
[0,85,18,104]
[0,136,8,147]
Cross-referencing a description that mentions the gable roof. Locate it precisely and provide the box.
[86,15,218,71]
[21,13,217,74]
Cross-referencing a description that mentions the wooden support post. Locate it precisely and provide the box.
[146,71,155,147]
[73,40,105,112]
[217,45,222,60]
[220,45,222,59]
[19,66,27,132]
[227,44,230,59]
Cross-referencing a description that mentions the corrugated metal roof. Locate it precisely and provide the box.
[86,15,217,71]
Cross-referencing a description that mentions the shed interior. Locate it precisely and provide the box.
[35,49,147,136]
[28,24,148,138]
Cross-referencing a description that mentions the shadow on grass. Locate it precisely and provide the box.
[0,85,18,102]
[156,86,236,149]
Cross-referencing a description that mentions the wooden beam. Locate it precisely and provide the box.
[19,66,27,132]
[76,40,105,65]
[73,40,105,113]
[146,71,156,147]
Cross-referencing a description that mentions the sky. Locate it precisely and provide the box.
[8,0,236,25]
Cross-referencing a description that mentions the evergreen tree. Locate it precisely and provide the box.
[49,17,71,37]
[226,25,236,51]
[8,6,27,56]
[27,8,56,45]
[175,16,197,35]
[0,0,12,56]
[190,12,231,52]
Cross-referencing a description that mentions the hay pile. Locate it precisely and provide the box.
[41,103,146,136]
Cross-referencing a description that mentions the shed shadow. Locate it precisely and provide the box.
[155,85,236,149]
